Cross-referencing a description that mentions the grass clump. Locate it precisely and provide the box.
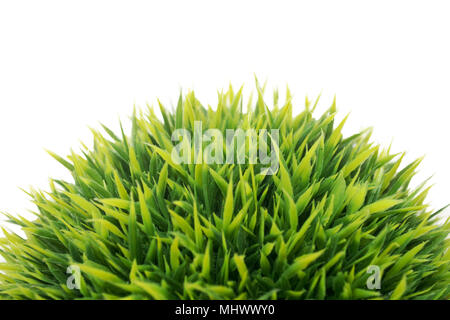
[0,84,449,300]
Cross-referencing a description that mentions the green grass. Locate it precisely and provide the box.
[0,83,449,299]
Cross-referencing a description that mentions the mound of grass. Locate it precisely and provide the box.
[0,84,449,300]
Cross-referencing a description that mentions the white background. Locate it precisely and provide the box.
[0,0,449,226]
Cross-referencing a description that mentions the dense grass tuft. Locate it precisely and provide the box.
[1,84,449,299]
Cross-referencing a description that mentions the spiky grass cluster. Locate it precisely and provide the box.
[1,85,449,300]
